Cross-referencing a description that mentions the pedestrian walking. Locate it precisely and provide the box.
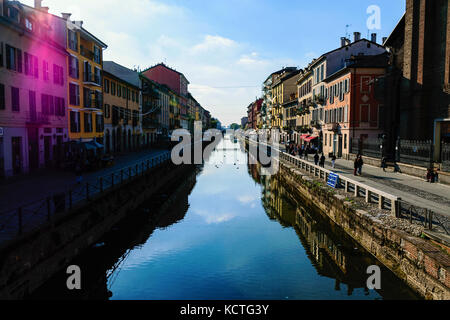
[331,154,337,169]
[319,154,326,168]
[314,152,319,166]
[353,157,358,176]
[357,155,364,176]
[381,157,387,172]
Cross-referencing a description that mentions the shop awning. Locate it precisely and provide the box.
[304,136,318,142]
[300,134,310,140]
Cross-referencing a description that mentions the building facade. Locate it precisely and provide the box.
[66,17,107,146]
[103,61,141,154]
[0,0,68,177]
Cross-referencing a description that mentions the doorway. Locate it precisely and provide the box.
[11,137,22,175]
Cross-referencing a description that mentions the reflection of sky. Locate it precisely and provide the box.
[108,139,384,300]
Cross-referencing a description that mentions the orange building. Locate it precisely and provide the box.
[322,54,388,159]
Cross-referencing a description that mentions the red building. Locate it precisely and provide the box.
[247,99,263,129]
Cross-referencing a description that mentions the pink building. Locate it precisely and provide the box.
[0,0,68,177]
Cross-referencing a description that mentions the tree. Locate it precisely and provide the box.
[230,123,241,130]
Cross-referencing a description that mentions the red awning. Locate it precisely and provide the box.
[304,136,318,142]
[300,134,310,140]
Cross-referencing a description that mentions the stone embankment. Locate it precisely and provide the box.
[279,158,450,300]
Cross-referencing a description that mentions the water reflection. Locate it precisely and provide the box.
[30,138,419,300]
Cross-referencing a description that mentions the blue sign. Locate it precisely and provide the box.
[327,172,339,189]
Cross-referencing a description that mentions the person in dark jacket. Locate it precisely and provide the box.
[314,152,319,166]
[354,157,359,176]
[319,154,326,168]
[357,155,364,175]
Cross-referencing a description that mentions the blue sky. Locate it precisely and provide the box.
[24,0,405,126]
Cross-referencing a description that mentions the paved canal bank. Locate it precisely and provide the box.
[29,138,419,300]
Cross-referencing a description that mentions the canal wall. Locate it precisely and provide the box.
[278,159,450,300]
[0,161,195,299]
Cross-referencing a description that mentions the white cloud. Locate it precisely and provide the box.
[190,35,237,54]
[193,209,235,224]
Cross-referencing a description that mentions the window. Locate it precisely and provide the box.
[43,60,49,80]
[360,104,370,122]
[69,56,79,79]
[83,88,91,107]
[324,134,327,146]
[94,91,102,108]
[93,46,101,64]
[55,97,65,116]
[42,94,54,115]
[84,113,92,132]
[361,76,371,93]
[11,87,20,111]
[24,52,38,78]
[0,83,5,109]
[7,6,20,22]
[104,79,110,94]
[70,111,80,133]
[68,29,78,52]
[95,114,103,132]
[69,83,80,106]
[344,134,347,149]
[344,105,348,122]
[5,45,22,73]
[84,61,92,82]
[25,18,33,31]
[94,67,101,85]
[117,84,121,97]
[53,64,64,85]
[111,82,116,95]
[104,104,110,118]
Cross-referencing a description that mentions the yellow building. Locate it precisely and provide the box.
[66,19,107,143]
[103,61,141,154]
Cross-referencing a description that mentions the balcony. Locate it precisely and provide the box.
[310,120,321,128]
[26,112,50,125]
[80,45,95,60]
[83,74,101,87]
[326,122,339,132]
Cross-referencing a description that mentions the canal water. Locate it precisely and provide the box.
[31,137,419,300]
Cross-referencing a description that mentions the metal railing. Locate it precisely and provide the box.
[0,152,172,245]
[279,152,401,216]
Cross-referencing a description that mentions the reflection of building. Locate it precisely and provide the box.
[0,0,69,177]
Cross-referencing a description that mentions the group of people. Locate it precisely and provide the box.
[426,168,439,183]
[353,154,364,176]
[286,142,320,162]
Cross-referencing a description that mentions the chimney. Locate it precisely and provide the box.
[382,37,388,44]
[371,33,377,43]
[61,13,71,20]
[353,32,361,42]
[34,0,42,9]
[74,21,83,28]
[341,37,347,47]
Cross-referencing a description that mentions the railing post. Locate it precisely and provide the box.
[18,207,23,235]
[393,199,400,217]
[366,190,371,203]
[345,180,349,193]
[354,184,359,197]
[428,210,433,230]
[379,195,384,209]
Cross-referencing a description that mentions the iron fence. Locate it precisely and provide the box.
[351,138,383,158]
[0,152,172,245]
[397,139,433,167]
